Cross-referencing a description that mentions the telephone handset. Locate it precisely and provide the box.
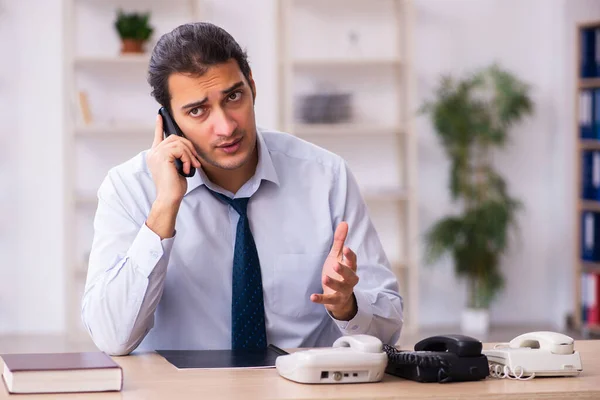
[383,334,489,383]
[415,334,483,357]
[482,331,583,379]
[158,107,196,178]
[275,334,388,384]
[509,331,574,355]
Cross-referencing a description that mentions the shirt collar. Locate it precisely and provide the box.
[184,128,279,196]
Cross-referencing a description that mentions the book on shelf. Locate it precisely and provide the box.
[581,150,600,200]
[580,26,600,78]
[580,89,594,139]
[1,352,122,394]
[78,91,93,125]
[582,273,600,326]
[581,211,600,262]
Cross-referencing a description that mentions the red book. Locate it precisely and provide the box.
[1,352,122,394]
[588,274,599,325]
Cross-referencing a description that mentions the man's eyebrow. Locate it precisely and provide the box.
[180,81,245,111]
[181,97,208,111]
[221,81,244,95]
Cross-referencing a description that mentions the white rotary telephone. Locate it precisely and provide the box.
[275,334,388,384]
[482,331,583,379]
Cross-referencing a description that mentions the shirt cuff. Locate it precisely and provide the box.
[330,289,374,334]
[127,223,176,278]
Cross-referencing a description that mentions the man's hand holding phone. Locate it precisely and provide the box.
[145,114,201,239]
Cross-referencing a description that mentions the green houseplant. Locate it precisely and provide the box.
[114,10,154,54]
[421,64,533,333]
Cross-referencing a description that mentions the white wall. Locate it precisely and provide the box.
[0,0,66,334]
[2,0,599,335]
[0,0,15,332]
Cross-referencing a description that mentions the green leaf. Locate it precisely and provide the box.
[114,9,154,41]
[420,63,532,308]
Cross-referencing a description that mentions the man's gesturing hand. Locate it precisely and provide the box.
[310,221,359,321]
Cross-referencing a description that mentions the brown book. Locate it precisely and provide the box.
[1,352,122,394]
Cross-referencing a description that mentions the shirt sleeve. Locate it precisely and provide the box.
[81,170,175,356]
[327,160,404,344]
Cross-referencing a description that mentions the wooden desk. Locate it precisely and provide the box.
[1,341,599,399]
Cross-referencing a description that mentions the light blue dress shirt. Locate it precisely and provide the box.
[82,128,403,356]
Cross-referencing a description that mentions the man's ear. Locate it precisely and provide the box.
[248,70,257,103]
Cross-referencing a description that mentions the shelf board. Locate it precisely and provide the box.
[292,124,402,136]
[581,261,600,273]
[578,21,600,30]
[288,57,402,68]
[75,123,154,137]
[579,78,600,89]
[584,324,600,334]
[580,200,600,212]
[580,140,600,150]
[74,55,150,67]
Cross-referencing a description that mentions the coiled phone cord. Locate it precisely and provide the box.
[488,363,535,380]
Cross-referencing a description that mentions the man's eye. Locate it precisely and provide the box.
[189,107,204,117]
[228,91,242,102]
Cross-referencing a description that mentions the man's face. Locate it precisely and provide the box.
[168,59,257,172]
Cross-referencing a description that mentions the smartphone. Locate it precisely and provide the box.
[158,107,196,178]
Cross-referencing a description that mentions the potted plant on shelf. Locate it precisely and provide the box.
[114,9,154,54]
[421,64,533,334]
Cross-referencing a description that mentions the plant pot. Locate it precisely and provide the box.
[120,39,145,54]
[460,308,490,336]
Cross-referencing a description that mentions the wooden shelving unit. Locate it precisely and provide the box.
[63,0,199,342]
[277,0,418,336]
[574,20,600,338]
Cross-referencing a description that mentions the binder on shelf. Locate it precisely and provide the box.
[596,28,600,77]
[581,27,597,78]
[595,89,600,137]
[581,151,600,200]
[587,273,599,325]
[581,211,600,262]
[580,90,594,139]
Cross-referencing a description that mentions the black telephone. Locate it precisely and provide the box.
[383,334,489,383]
[158,107,196,178]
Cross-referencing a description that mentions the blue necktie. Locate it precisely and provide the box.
[209,189,267,350]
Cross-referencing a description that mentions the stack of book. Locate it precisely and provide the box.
[1,352,122,394]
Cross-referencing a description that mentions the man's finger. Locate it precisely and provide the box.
[322,274,351,294]
[342,246,357,271]
[310,293,344,305]
[152,114,164,148]
[333,263,359,287]
[167,143,198,172]
[162,133,201,162]
[328,221,348,259]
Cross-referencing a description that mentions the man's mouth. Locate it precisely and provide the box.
[217,137,243,154]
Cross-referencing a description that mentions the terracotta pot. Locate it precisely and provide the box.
[120,39,144,54]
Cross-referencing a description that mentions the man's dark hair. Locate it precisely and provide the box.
[148,22,253,112]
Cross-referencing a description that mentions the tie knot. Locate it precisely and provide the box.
[229,197,249,216]
[210,190,249,216]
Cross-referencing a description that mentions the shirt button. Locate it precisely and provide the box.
[352,325,358,331]
[150,250,160,259]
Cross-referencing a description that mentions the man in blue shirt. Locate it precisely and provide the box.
[82,22,403,355]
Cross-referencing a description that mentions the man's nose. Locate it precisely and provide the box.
[212,108,237,137]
